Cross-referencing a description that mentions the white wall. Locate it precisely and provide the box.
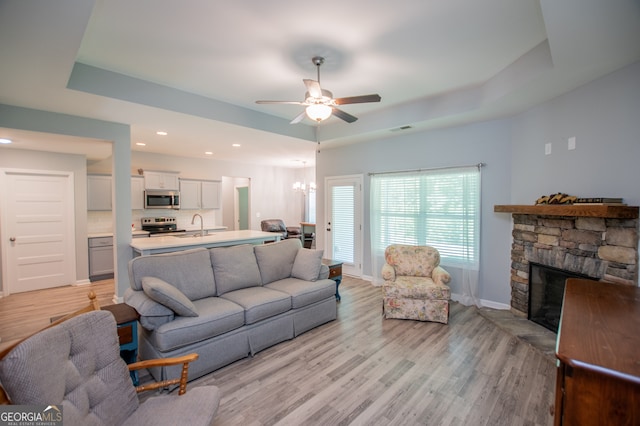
[0,148,89,287]
[88,151,304,231]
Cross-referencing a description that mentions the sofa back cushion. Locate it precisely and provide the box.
[128,248,216,300]
[210,244,262,295]
[384,244,440,278]
[254,238,302,284]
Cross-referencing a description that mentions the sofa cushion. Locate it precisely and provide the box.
[265,278,336,309]
[124,288,174,331]
[291,248,324,281]
[254,238,302,284]
[149,297,245,352]
[142,276,199,317]
[220,287,291,325]
[210,244,262,295]
[129,248,216,301]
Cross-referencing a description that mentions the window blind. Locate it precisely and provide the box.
[370,165,480,269]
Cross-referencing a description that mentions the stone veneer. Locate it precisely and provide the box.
[509,214,638,316]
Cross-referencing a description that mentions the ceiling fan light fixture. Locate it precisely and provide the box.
[306,103,332,122]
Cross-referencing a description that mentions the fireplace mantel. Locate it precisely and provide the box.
[494,204,638,219]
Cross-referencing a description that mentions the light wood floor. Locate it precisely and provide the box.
[0,280,116,351]
[0,277,556,425]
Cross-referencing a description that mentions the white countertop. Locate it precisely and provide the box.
[183,225,228,232]
[130,230,279,254]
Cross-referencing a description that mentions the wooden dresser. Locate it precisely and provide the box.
[554,278,640,425]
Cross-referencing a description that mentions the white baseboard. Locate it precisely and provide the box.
[112,294,123,304]
[73,279,91,286]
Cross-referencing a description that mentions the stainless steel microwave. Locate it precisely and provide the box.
[144,190,180,210]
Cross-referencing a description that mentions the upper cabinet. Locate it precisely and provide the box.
[87,174,112,211]
[180,179,221,209]
[131,176,145,210]
[144,171,179,190]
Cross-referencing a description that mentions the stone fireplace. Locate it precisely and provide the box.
[495,205,639,317]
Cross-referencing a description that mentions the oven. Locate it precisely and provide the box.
[144,189,180,210]
[141,217,186,236]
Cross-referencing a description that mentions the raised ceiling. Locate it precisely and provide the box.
[1,0,639,167]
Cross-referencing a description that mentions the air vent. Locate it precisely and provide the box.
[390,125,413,132]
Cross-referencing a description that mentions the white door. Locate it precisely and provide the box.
[325,175,363,277]
[1,169,76,294]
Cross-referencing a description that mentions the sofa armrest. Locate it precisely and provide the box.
[381,263,396,281]
[318,264,329,280]
[432,266,451,286]
[124,288,174,331]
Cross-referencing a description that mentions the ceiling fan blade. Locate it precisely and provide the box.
[334,94,381,105]
[303,79,323,99]
[290,110,306,124]
[255,100,305,105]
[331,107,358,123]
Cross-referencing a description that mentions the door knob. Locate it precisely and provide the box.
[9,237,16,242]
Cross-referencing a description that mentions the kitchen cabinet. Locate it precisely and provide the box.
[131,176,145,210]
[88,174,112,211]
[179,179,221,209]
[89,236,114,280]
[144,171,179,190]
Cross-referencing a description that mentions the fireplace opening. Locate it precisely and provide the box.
[528,262,594,333]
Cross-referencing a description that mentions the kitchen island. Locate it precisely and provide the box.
[130,230,280,256]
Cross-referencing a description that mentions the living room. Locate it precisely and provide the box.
[0,1,639,424]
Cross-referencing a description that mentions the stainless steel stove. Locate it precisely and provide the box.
[141,217,186,236]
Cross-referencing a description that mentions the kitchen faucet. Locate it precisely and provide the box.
[191,213,204,237]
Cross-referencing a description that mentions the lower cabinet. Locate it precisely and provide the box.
[89,236,114,280]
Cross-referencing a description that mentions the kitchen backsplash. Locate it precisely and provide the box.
[87,209,222,234]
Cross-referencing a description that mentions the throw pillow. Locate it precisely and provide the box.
[142,276,198,317]
[291,248,324,281]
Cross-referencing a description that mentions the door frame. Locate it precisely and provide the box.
[324,174,363,277]
[0,168,77,296]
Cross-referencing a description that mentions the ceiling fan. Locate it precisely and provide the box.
[256,56,381,124]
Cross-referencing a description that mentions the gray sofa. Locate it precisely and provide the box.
[124,238,337,381]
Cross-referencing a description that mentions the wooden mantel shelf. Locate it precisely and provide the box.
[494,204,638,219]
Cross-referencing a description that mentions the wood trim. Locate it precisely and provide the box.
[494,204,638,219]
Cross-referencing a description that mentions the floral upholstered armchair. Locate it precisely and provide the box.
[381,244,451,324]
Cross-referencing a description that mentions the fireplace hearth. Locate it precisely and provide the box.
[494,204,638,317]
[528,262,593,333]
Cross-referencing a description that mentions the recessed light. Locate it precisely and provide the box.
[0,138,12,144]
[205,151,213,155]
[136,142,146,146]
[232,143,241,147]
[156,131,168,136]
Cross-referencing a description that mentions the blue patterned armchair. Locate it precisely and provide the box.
[381,244,451,324]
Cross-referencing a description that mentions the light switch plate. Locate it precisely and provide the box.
[568,137,576,150]
[545,143,552,155]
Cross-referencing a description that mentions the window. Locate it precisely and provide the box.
[370,165,480,270]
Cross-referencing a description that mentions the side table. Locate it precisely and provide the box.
[101,303,140,386]
[322,258,343,301]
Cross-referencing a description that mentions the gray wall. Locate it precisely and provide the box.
[316,60,640,307]
[316,120,513,306]
[511,60,640,207]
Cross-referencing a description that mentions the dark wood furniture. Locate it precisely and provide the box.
[554,278,640,425]
[102,303,140,385]
[322,258,343,301]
